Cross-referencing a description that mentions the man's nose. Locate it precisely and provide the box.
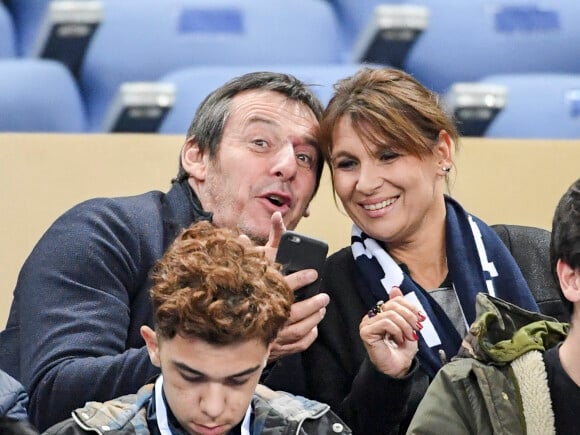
[271,144,298,180]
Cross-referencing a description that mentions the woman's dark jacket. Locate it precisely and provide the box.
[301,224,564,434]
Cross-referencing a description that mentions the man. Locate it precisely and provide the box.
[43,222,350,434]
[407,177,580,435]
[0,72,330,430]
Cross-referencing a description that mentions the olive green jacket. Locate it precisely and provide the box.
[407,293,568,435]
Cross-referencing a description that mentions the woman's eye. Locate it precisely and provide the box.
[379,151,399,161]
[334,159,356,169]
[253,139,268,147]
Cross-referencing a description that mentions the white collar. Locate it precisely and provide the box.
[154,375,252,435]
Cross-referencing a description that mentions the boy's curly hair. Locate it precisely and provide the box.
[150,221,292,345]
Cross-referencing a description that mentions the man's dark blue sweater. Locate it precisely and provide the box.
[0,180,211,430]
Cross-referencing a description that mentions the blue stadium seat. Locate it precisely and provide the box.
[5,1,103,73]
[79,0,342,132]
[442,82,508,137]
[6,0,49,55]
[0,2,16,57]
[401,0,580,93]
[328,0,404,59]
[480,73,580,139]
[158,64,365,135]
[0,59,87,132]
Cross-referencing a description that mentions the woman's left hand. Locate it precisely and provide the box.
[359,287,422,378]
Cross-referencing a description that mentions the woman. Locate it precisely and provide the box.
[302,67,539,434]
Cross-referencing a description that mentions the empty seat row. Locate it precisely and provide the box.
[329,0,580,93]
[0,60,363,134]
[3,0,343,132]
[404,0,580,93]
[5,0,580,101]
[80,0,342,132]
[446,74,580,139]
[2,58,579,139]
[4,0,342,61]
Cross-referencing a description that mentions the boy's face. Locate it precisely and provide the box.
[142,326,269,435]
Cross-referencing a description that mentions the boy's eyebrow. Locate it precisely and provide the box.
[172,360,262,379]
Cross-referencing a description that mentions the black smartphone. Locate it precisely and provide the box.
[275,231,329,302]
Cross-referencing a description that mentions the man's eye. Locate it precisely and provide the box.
[296,153,315,168]
[253,139,268,147]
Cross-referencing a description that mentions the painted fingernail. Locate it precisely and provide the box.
[412,331,419,341]
[417,311,426,321]
[416,322,423,330]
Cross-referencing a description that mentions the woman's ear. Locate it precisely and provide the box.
[181,137,208,182]
[141,325,161,368]
[435,130,453,172]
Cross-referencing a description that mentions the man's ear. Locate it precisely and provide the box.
[181,137,208,182]
[141,325,161,368]
[557,259,580,303]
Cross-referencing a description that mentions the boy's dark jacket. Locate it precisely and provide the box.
[43,384,351,435]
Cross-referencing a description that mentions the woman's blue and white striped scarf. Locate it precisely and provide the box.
[351,195,539,377]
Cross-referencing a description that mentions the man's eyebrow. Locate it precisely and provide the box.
[172,361,262,378]
[245,115,276,127]
[244,115,319,148]
[303,134,320,149]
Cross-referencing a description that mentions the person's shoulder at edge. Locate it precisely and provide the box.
[0,369,29,421]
